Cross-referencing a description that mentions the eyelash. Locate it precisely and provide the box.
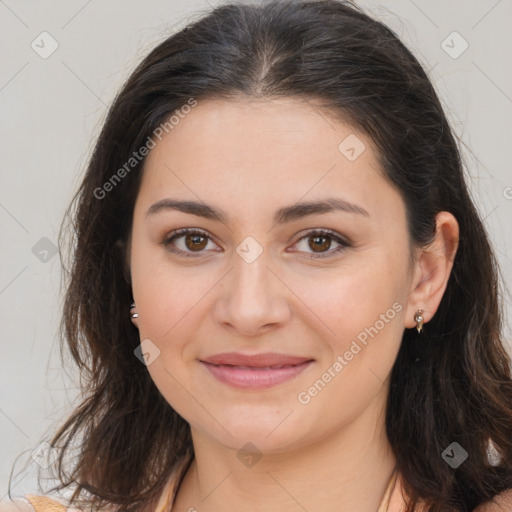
[162,228,351,259]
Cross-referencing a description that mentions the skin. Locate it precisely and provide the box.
[128,97,459,512]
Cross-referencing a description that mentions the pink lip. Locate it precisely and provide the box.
[202,352,312,367]
[199,352,314,390]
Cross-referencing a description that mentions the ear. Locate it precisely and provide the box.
[404,211,459,330]
[130,304,140,329]
[116,232,138,328]
[116,231,132,286]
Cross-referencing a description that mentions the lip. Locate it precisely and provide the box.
[201,352,313,367]
[199,352,314,390]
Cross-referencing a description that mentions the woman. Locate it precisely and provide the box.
[3,1,512,511]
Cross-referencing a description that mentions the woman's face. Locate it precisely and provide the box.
[129,97,417,453]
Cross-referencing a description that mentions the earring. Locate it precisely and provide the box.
[414,309,424,333]
[130,302,138,319]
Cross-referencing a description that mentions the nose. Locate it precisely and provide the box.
[213,249,292,337]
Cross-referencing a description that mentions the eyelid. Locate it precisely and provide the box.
[162,228,219,258]
[162,227,351,258]
[292,228,350,245]
[288,229,350,258]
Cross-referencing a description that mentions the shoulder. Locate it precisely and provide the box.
[0,495,88,512]
[0,498,35,512]
[474,488,512,512]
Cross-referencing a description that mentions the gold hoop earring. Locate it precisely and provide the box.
[414,309,424,333]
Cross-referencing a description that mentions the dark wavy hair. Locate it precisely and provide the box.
[9,1,512,511]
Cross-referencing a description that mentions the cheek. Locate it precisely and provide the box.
[294,257,407,409]
[292,268,404,430]
[130,252,220,384]
[133,272,203,343]
[296,256,403,341]
[130,231,195,337]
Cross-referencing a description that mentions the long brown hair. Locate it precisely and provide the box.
[9,1,512,510]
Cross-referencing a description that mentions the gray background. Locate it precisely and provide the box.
[1,0,511,500]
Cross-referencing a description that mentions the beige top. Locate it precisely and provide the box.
[21,461,408,511]
[18,461,512,511]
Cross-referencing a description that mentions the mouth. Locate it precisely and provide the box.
[199,353,314,390]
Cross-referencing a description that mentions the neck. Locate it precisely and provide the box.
[172,386,397,512]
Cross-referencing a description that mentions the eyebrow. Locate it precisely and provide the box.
[146,197,369,224]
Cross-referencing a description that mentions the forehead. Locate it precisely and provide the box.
[135,97,403,226]
[146,96,369,160]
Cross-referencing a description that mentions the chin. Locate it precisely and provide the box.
[194,403,320,452]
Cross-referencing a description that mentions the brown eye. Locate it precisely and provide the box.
[292,230,350,258]
[163,228,217,257]
[184,233,208,251]
[309,234,332,253]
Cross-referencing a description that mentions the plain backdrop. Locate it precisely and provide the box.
[1,0,511,500]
